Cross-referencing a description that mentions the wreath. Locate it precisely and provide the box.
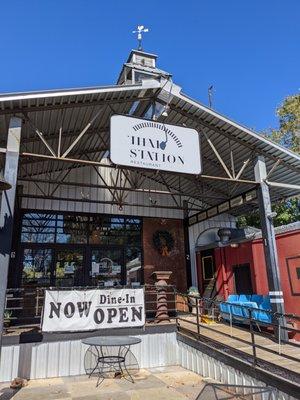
[153,230,174,256]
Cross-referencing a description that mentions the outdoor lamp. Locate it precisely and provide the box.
[161,104,170,117]
[217,228,232,243]
[0,172,11,192]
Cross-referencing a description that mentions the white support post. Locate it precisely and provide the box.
[0,117,22,359]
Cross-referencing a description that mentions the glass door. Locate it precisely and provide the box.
[54,248,85,287]
[90,247,123,287]
[22,247,53,287]
[21,247,54,319]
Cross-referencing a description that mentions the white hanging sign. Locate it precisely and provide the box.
[110,115,201,174]
[41,288,145,332]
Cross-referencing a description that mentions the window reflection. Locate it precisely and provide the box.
[22,248,52,286]
[126,247,142,286]
[21,213,56,243]
[90,249,122,287]
[55,250,85,287]
[56,215,88,243]
[20,213,143,286]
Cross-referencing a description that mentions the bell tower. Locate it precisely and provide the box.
[117,49,171,85]
[117,25,171,85]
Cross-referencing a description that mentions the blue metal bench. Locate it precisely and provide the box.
[219,294,272,325]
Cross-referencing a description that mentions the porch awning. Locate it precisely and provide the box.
[0,77,299,217]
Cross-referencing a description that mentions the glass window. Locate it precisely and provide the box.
[55,249,85,287]
[21,213,56,243]
[22,248,52,286]
[90,248,122,287]
[126,247,142,286]
[89,216,141,246]
[56,215,88,244]
[21,213,89,244]
[21,213,142,248]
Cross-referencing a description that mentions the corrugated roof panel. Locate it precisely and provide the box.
[1,81,299,217]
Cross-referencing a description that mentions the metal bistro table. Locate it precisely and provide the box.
[82,336,141,386]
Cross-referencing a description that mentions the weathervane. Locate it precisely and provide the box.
[132,25,149,51]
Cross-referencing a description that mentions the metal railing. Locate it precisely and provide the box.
[175,293,300,373]
[4,285,177,328]
[4,287,300,379]
[196,383,276,400]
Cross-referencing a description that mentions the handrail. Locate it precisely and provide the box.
[184,293,300,321]
[175,292,300,372]
[4,285,177,326]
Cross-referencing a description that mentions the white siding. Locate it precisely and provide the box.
[178,340,296,400]
[1,334,295,399]
[0,332,178,382]
[188,214,236,287]
[21,165,184,219]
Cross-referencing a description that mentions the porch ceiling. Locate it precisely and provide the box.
[0,79,299,216]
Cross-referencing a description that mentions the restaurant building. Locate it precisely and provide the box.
[0,48,300,323]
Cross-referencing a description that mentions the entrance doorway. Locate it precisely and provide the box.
[233,263,253,294]
[196,249,216,297]
[90,247,123,287]
[55,249,85,287]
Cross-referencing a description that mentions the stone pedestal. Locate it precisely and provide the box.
[151,271,172,323]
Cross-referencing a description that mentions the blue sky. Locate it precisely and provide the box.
[1,1,299,131]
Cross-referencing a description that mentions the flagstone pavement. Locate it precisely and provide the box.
[0,366,207,400]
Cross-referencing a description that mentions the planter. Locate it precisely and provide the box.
[187,288,200,315]
[151,271,173,323]
[4,318,11,333]
[188,294,199,315]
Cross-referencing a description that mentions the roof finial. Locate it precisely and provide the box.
[132,25,149,51]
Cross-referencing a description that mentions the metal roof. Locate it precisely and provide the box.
[158,87,300,208]
[0,72,299,217]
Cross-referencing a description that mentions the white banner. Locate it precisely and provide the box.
[41,288,145,332]
[110,115,201,174]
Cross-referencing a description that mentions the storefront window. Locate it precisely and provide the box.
[19,212,142,287]
[56,214,88,244]
[89,216,141,246]
[21,213,56,243]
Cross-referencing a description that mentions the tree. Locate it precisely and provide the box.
[238,93,300,228]
[267,94,300,153]
[238,199,300,229]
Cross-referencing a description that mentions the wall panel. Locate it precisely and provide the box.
[20,165,184,219]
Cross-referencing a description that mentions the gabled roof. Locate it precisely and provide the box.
[0,59,299,217]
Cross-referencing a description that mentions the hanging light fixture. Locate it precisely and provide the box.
[161,104,170,117]
[217,228,232,243]
[0,172,11,191]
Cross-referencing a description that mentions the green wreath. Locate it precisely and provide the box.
[153,230,174,256]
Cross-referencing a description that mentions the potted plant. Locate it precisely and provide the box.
[188,286,200,315]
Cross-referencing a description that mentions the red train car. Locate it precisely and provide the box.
[196,222,300,336]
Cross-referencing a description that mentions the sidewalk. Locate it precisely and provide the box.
[0,366,205,400]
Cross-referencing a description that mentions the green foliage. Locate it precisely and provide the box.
[266,94,300,153]
[239,94,300,228]
[237,199,300,228]
[4,310,12,320]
